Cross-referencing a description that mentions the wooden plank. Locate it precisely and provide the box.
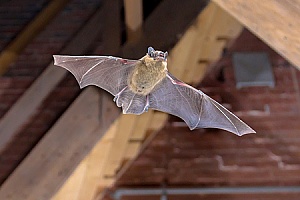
[213,0,300,69]
[0,3,106,154]
[129,110,154,140]
[167,2,219,81]
[113,112,169,183]
[124,110,154,159]
[53,120,119,200]
[102,114,137,177]
[169,2,243,84]
[0,0,70,75]
[148,112,169,130]
[187,3,243,83]
[123,112,169,162]
[52,161,87,200]
[0,87,111,200]
[124,0,143,41]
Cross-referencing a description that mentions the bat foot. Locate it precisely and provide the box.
[113,86,128,102]
[144,106,149,112]
[143,95,150,112]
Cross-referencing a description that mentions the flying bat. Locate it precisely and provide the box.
[53,47,255,136]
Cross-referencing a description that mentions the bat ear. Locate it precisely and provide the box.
[164,51,168,59]
[148,47,155,55]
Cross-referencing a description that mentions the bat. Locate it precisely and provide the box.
[53,47,255,136]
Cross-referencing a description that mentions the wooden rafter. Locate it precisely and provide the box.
[124,0,143,41]
[213,0,300,69]
[0,0,70,75]
[168,2,243,84]
[52,2,244,200]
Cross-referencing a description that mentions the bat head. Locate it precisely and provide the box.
[147,47,168,61]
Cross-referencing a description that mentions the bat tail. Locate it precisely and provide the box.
[114,87,148,115]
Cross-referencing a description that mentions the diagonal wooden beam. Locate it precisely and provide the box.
[213,0,300,69]
[168,2,243,84]
[0,2,106,154]
[0,0,70,75]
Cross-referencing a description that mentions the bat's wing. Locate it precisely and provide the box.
[53,55,138,96]
[149,73,255,136]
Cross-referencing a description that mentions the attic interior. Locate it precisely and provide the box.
[0,0,300,200]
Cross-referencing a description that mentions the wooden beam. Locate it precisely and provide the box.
[114,111,169,183]
[102,114,137,177]
[51,162,87,200]
[0,2,106,154]
[53,119,120,200]
[168,2,243,84]
[213,0,300,69]
[124,0,143,41]
[0,0,70,75]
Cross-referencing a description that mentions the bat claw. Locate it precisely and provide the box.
[114,86,128,102]
[143,95,150,112]
[144,105,149,112]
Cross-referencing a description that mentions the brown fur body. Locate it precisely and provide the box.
[128,55,167,95]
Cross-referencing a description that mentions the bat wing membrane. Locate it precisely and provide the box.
[149,73,255,136]
[53,55,138,96]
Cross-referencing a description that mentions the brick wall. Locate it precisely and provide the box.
[0,0,49,51]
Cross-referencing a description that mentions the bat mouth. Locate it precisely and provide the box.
[154,56,166,61]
